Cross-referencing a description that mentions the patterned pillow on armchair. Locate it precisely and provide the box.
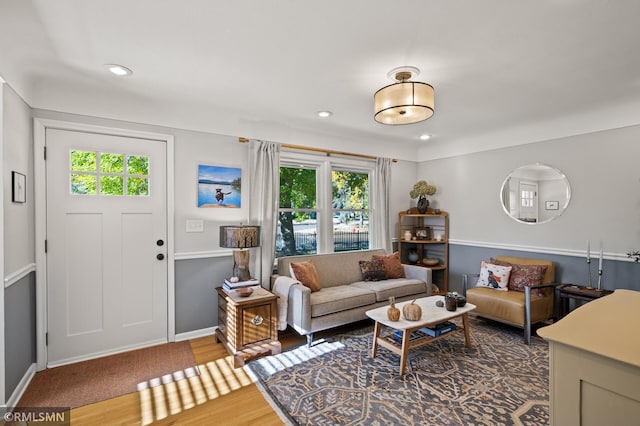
[491,258,547,296]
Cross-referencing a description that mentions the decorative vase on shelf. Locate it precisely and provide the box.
[407,248,419,264]
[417,196,429,214]
[403,230,412,241]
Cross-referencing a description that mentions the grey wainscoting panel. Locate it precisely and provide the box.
[5,272,36,398]
[449,244,640,294]
[175,256,234,334]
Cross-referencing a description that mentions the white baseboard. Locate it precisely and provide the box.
[6,363,36,408]
[175,326,218,342]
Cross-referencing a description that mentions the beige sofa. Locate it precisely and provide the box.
[463,256,556,344]
[271,249,434,346]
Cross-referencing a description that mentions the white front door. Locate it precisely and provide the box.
[45,128,168,366]
[519,181,538,223]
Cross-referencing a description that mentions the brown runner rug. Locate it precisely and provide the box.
[18,341,197,409]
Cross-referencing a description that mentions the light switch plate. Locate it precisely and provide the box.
[186,219,204,233]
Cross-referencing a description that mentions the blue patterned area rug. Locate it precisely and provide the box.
[246,318,549,425]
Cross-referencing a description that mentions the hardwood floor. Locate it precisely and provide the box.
[69,335,289,425]
[65,322,369,425]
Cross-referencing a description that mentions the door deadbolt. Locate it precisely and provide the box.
[157,239,164,246]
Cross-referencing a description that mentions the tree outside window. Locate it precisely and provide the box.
[277,166,317,257]
[332,170,369,252]
[276,163,370,258]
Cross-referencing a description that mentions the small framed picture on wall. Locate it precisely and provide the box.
[545,201,559,210]
[12,171,26,203]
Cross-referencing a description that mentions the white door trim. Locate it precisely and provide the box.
[0,80,7,404]
[34,118,175,371]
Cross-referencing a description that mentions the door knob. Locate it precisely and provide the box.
[157,253,165,261]
[157,239,164,246]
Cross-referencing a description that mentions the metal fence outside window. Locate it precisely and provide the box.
[276,230,369,257]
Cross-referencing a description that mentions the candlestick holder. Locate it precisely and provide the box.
[597,269,602,290]
[586,258,592,287]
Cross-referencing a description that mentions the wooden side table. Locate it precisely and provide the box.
[556,284,614,318]
[215,286,281,367]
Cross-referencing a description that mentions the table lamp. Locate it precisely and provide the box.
[219,225,261,281]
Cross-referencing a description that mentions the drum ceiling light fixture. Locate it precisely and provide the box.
[374,66,434,125]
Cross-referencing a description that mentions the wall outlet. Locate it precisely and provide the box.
[186,219,204,233]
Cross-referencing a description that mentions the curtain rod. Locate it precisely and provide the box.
[238,137,397,162]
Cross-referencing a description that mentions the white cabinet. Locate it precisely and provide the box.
[538,290,640,425]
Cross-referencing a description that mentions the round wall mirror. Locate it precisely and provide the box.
[500,163,571,224]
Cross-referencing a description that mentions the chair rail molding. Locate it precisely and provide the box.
[4,263,36,288]
[174,249,234,261]
[449,239,632,262]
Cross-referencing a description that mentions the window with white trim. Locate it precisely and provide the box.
[276,153,371,258]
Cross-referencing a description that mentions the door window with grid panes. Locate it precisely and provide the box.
[70,150,149,196]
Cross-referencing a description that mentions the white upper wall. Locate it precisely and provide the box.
[417,124,640,257]
[3,85,34,276]
[32,109,416,254]
[389,160,419,240]
[26,104,640,261]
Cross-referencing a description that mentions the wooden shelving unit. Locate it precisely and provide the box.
[398,210,449,294]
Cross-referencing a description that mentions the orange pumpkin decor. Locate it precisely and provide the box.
[387,297,400,321]
[402,299,422,321]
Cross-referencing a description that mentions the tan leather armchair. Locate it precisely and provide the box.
[463,256,556,344]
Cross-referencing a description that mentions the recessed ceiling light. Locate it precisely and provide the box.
[317,111,333,118]
[419,134,432,140]
[105,64,133,76]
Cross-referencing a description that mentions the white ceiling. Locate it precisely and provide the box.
[2,0,640,161]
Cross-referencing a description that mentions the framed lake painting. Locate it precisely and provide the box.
[197,164,241,208]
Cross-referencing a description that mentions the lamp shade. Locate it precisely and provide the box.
[219,225,261,249]
[374,81,434,125]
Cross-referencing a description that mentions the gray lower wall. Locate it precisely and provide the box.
[448,243,640,294]
[4,272,36,399]
[175,243,640,336]
[175,256,234,334]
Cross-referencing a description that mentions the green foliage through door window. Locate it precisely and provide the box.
[69,150,150,197]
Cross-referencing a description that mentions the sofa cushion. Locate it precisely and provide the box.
[290,261,321,292]
[351,279,426,302]
[476,261,511,291]
[359,259,386,281]
[276,249,387,288]
[372,252,405,279]
[310,285,377,317]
